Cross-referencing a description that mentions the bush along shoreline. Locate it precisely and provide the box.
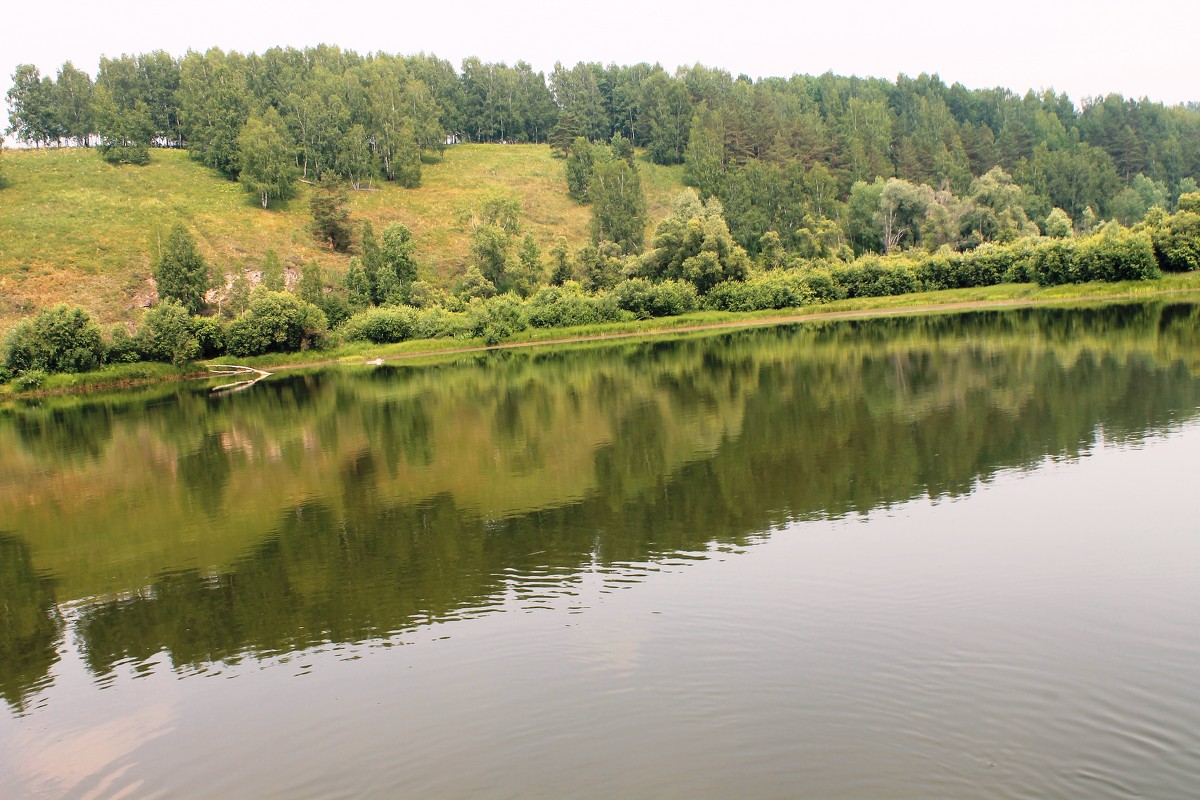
[3,193,1198,393]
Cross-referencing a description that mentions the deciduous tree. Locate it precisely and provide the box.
[237,108,297,209]
[589,158,647,255]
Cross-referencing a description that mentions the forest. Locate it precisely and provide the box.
[8,47,1200,228]
[3,46,1200,383]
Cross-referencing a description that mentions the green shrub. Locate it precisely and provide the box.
[959,244,1006,286]
[526,283,614,328]
[411,306,464,339]
[1071,227,1158,282]
[798,269,846,303]
[467,293,529,345]
[612,279,699,318]
[105,326,144,364]
[1150,211,1200,272]
[704,270,816,312]
[13,369,48,392]
[1030,239,1074,285]
[137,300,224,364]
[1032,227,1159,285]
[225,291,328,356]
[341,306,421,344]
[3,305,105,374]
[833,257,919,298]
[911,251,963,291]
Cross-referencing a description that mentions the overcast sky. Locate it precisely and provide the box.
[3,0,1198,136]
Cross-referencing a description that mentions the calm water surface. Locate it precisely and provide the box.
[2,303,1199,798]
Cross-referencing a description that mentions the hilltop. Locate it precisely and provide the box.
[0,144,686,334]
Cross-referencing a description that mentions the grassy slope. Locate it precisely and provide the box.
[0,144,687,334]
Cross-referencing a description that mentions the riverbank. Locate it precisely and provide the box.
[5,274,1200,401]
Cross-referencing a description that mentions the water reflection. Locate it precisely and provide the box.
[0,535,61,714]
[2,302,1200,711]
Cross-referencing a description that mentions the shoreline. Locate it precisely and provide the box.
[261,284,1200,373]
[6,282,1200,401]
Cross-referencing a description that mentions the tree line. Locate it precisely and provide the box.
[6,48,1200,224]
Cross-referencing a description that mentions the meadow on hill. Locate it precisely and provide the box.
[0,144,686,334]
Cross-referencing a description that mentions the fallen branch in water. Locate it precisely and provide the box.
[207,364,272,394]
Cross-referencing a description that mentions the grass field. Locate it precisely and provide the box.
[0,144,687,334]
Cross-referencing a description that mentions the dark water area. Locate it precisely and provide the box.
[1,302,1199,798]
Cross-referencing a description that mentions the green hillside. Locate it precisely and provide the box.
[0,145,686,334]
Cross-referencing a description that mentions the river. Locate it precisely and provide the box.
[2,301,1198,798]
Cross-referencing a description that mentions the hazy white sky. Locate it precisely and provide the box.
[2,0,1198,135]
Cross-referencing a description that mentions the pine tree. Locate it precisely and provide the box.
[154,225,210,314]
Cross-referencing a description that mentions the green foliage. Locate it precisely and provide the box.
[1017,142,1122,222]
[962,167,1037,245]
[508,233,544,297]
[639,191,751,293]
[877,178,934,252]
[13,370,49,392]
[1176,193,1200,215]
[1044,208,1074,238]
[9,50,1200,347]
[405,280,448,309]
[90,56,157,165]
[297,261,325,305]
[138,299,208,364]
[704,271,817,312]
[310,178,352,251]
[297,259,351,329]
[612,278,699,318]
[525,283,623,328]
[237,107,297,209]
[468,293,529,345]
[796,268,846,303]
[683,107,724,198]
[381,222,418,289]
[178,48,249,175]
[360,220,385,302]
[565,137,597,203]
[1149,211,1200,272]
[104,325,144,365]
[833,257,919,298]
[577,243,625,292]
[454,265,497,300]
[3,305,105,374]
[470,224,515,289]
[1031,226,1159,285]
[465,193,523,235]
[609,132,634,164]
[6,65,58,146]
[224,272,252,316]
[154,224,210,314]
[1068,226,1159,283]
[224,291,328,356]
[640,72,691,166]
[549,111,581,157]
[847,179,885,254]
[548,238,574,285]
[589,158,648,255]
[260,249,285,292]
[343,257,374,309]
[341,305,422,343]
